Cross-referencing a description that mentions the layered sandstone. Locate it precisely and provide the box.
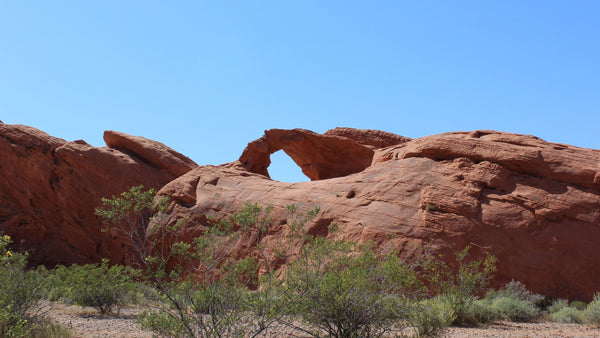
[155,128,600,301]
[0,122,196,266]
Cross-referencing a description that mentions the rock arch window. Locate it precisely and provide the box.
[267,150,309,182]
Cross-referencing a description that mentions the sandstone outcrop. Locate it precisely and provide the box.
[3,122,600,301]
[238,128,405,181]
[0,122,196,266]
[155,128,600,301]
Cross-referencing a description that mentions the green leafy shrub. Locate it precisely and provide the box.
[548,298,569,314]
[583,294,600,326]
[471,298,502,323]
[287,239,422,337]
[428,293,503,326]
[409,297,456,337]
[0,234,63,336]
[56,259,138,315]
[424,246,497,326]
[551,306,583,324]
[486,280,543,307]
[95,185,168,268]
[474,281,541,323]
[491,296,539,322]
[138,202,317,337]
[571,301,587,311]
[139,279,248,337]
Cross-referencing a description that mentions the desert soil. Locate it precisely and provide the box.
[48,303,600,338]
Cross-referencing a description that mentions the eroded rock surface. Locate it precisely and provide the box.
[3,123,600,301]
[156,128,600,301]
[0,122,196,266]
[239,128,407,181]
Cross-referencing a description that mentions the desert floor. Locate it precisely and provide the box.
[48,303,600,338]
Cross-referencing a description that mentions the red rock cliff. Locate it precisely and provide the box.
[0,122,196,266]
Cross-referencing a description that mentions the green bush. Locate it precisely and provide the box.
[138,203,312,337]
[428,293,502,326]
[471,298,502,323]
[571,301,587,311]
[492,296,539,322]
[424,246,497,326]
[548,299,569,314]
[56,259,138,315]
[476,281,540,323]
[0,234,64,336]
[0,307,32,338]
[486,280,543,307]
[583,294,600,326]
[287,239,422,337]
[551,306,583,324]
[139,280,248,337]
[409,297,455,337]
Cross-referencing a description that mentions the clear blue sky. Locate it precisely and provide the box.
[2,1,599,182]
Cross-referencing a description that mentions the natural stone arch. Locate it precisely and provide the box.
[238,128,409,181]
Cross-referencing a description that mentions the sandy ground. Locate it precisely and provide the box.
[48,303,153,338]
[47,303,600,338]
[443,322,600,337]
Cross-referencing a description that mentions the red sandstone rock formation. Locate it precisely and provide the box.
[0,122,196,266]
[155,128,600,301]
[238,128,408,180]
[3,122,600,301]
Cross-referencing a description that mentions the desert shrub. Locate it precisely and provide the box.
[491,296,539,322]
[286,238,422,337]
[583,294,600,326]
[434,293,479,326]
[138,202,325,337]
[474,281,540,323]
[95,185,175,270]
[571,300,587,311]
[0,307,32,338]
[424,246,497,326]
[551,306,583,324]
[486,280,543,307]
[548,298,569,314]
[139,279,249,337]
[409,297,456,337]
[428,293,503,326]
[56,259,138,315]
[0,234,63,336]
[471,298,503,323]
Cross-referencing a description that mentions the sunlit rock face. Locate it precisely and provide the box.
[238,127,409,180]
[0,122,196,266]
[3,122,600,301]
[156,128,600,301]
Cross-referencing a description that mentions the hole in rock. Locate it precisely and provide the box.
[268,150,309,183]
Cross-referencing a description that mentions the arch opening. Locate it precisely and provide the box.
[267,150,309,183]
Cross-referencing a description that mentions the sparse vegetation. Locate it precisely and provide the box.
[409,297,456,337]
[479,280,542,323]
[0,234,66,337]
[7,186,600,337]
[53,259,138,315]
[423,245,498,326]
[490,296,539,322]
[583,294,600,326]
[551,306,583,324]
[286,239,422,337]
